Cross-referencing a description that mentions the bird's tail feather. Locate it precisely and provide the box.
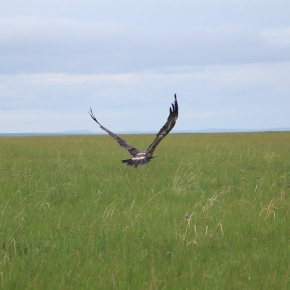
[122,157,153,168]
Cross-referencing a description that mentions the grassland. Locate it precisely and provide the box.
[0,132,290,289]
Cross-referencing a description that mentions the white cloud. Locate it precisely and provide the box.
[20,73,136,85]
[0,1,290,132]
[1,16,290,74]
[1,62,289,132]
[262,27,290,45]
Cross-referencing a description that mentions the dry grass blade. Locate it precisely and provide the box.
[172,163,196,195]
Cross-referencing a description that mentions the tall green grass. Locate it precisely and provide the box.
[0,132,290,289]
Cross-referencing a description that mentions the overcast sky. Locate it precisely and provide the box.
[1,0,290,133]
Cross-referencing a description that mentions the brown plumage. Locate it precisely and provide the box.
[89,94,178,168]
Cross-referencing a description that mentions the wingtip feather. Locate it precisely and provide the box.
[88,108,102,126]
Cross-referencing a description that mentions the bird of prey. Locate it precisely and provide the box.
[89,94,178,168]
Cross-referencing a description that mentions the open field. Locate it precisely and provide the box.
[0,132,290,289]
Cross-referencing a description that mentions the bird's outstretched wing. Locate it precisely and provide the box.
[146,94,178,157]
[88,108,140,156]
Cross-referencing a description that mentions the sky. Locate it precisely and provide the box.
[1,0,290,133]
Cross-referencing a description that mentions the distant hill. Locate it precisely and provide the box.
[194,127,290,133]
[0,127,289,137]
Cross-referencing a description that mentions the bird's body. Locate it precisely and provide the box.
[89,94,178,168]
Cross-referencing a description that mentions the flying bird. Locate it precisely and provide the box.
[89,94,178,168]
